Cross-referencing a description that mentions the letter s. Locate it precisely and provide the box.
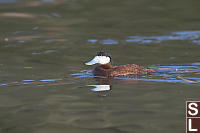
[188,103,198,116]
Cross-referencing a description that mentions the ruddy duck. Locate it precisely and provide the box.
[85,51,157,77]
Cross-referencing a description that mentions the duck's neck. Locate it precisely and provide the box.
[98,63,113,69]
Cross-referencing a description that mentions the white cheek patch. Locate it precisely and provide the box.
[85,56,110,65]
[97,56,110,64]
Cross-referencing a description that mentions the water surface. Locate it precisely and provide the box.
[0,0,200,133]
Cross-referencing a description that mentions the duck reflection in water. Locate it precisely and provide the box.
[87,77,113,97]
[87,75,148,97]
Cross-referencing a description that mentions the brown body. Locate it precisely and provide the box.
[94,63,157,77]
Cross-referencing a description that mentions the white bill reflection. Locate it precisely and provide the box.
[87,85,111,92]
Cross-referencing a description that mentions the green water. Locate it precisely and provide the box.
[0,0,200,133]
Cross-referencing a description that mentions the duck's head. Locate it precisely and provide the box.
[85,51,112,65]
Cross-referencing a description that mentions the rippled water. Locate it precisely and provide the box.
[0,0,200,133]
[88,30,200,45]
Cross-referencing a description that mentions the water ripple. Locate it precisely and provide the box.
[40,79,63,82]
[88,30,200,45]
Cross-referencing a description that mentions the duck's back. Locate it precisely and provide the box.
[94,64,156,77]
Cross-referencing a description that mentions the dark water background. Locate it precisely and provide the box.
[0,0,200,133]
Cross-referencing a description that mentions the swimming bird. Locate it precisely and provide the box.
[85,51,157,77]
